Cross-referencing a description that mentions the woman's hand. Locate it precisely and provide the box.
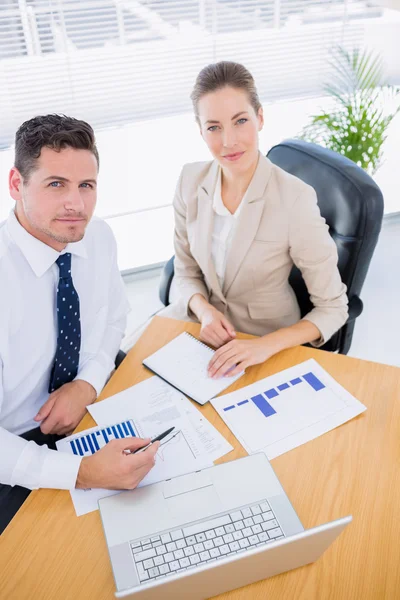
[199,306,236,348]
[208,337,275,378]
[207,321,322,378]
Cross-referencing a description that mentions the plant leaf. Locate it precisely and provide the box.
[298,45,400,174]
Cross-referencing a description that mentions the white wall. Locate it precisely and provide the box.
[1,93,398,272]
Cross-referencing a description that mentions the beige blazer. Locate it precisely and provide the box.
[168,152,348,346]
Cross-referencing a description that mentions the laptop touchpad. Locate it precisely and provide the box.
[165,485,223,523]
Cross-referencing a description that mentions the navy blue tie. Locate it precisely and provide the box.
[49,253,81,393]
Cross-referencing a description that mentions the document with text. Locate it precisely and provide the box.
[88,376,233,463]
[57,377,233,516]
[57,419,211,517]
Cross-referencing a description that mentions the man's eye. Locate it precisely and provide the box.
[80,183,93,189]
[49,181,61,188]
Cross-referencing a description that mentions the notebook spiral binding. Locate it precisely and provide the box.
[184,332,214,353]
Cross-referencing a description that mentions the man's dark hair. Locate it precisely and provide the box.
[15,114,99,181]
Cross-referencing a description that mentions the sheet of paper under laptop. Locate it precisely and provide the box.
[57,420,212,517]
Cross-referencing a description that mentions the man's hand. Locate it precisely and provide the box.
[208,338,275,378]
[34,380,97,436]
[76,437,160,490]
[199,306,236,348]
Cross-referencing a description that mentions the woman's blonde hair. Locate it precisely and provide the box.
[190,61,262,124]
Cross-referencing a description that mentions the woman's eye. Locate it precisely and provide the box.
[237,118,248,125]
[207,125,219,132]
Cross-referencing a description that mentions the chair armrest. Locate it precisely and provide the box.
[159,256,175,306]
[347,295,363,322]
[115,349,126,370]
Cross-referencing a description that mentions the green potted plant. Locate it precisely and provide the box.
[300,46,400,174]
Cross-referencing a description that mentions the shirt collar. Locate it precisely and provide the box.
[6,210,88,278]
[212,168,247,219]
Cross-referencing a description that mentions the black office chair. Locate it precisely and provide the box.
[115,349,126,369]
[159,139,384,354]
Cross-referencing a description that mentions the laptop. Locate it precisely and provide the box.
[99,453,351,599]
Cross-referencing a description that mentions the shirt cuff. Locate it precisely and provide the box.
[76,358,111,396]
[40,449,82,490]
[11,441,82,490]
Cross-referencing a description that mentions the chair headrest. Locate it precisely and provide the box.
[267,139,383,239]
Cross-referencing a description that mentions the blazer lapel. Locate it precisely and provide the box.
[223,153,273,296]
[191,161,225,301]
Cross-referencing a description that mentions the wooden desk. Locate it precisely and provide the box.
[1,317,399,599]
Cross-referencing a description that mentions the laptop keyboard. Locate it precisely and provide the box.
[130,500,284,584]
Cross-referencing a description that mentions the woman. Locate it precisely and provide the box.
[165,61,348,379]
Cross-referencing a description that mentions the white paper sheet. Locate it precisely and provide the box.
[211,359,366,459]
[57,422,211,517]
[88,376,233,463]
[58,377,233,516]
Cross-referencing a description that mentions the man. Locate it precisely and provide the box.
[0,114,158,534]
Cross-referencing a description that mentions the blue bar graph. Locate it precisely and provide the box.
[221,371,326,418]
[86,434,95,454]
[67,420,136,457]
[91,433,100,451]
[303,372,325,391]
[127,421,136,437]
[75,438,84,456]
[251,394,276,418]
[277,383,290,391]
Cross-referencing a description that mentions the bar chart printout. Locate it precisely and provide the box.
[56,420,212,517]
[68,420,136,457]
[211,359,366,459]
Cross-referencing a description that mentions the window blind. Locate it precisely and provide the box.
[0,1,388,149]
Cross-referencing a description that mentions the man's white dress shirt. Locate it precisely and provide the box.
[211,168,248,288]
[0,211,129,490]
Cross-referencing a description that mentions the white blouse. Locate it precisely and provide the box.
[211,168,248,289]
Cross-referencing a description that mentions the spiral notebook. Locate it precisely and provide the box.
[142,332,244,405]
